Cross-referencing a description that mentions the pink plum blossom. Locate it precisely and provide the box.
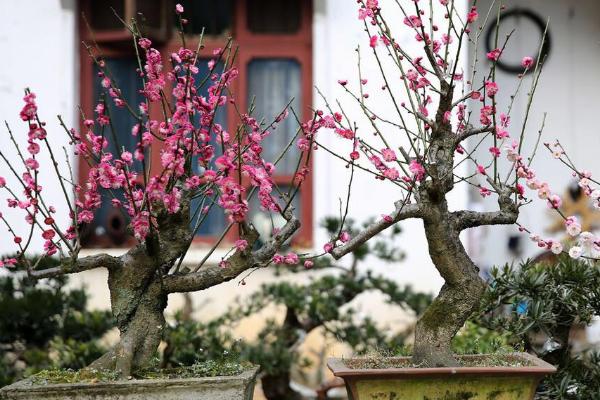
[381,148,397,162]
[521,56,534,69]
[486,48,502,61]
[409,160,426,181]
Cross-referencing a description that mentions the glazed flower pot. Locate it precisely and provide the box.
[0,366,258,400]
[327,353,555,400]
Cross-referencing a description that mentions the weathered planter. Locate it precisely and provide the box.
[328,353,555,400]
[0,366,258,400]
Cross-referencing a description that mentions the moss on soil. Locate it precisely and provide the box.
[30,360,253,385]
[344,354,533,370]
[30,369,120,385]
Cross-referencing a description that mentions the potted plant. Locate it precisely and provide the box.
[321,0,564,398]
[235,218,429,400]
[0,3,313,399]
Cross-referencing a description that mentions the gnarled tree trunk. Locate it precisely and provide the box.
[409,77,517,367]
[87,250,168,377]
[412,198,486,367]
[82,208,300,378]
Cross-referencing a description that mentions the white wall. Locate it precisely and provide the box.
[468,0,600,269]
[0,0,77,254]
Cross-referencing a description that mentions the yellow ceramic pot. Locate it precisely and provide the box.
[327,353,555,400]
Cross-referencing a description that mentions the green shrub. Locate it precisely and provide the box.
[0,257,114,387]
[474,255,600,399]
[161,311,241,369]
[451,321,517,355]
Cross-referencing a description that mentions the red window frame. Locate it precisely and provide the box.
[78,0,313,248]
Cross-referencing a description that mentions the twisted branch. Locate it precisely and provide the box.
[29,253,122,279]
[453,186,518,230]
[331,202,421,260]
[164,213,300,293]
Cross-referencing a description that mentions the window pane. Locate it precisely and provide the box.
[176,0,233,35]
[247,0,301,33]
[86,58,143,247]
[93,58,144,168]
[247,59,301,175]
[190,59,227,236]
[80,188,130,247]
[248,185,301,245]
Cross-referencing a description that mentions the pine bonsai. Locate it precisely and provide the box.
[478,256,600,399]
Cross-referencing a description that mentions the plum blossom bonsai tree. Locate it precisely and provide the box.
[307,0,565,367]
[0,5,320,378]
[1,0,594,379]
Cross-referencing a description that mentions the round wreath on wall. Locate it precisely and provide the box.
[485,8,551,74]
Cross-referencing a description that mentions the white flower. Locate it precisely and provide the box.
[579,231,596,246]
[569,246,582,259]
[579,178,590,188]
[550,241,563,255]
[552,150,563,159]
[591,190,600,200]
[505,147,518,163]
[537,185,550,200]
[526,179,539,190]
[566,223,582,237]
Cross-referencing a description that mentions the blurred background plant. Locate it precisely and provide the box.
[0,256,113,387]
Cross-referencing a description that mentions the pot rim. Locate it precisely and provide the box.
[327,352,556,378]
[0,366,260,393]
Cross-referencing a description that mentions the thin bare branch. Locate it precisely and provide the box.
[331,202,421,260]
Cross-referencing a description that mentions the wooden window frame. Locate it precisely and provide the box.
[78,0,313,248]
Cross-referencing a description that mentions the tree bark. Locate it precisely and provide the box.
[87,251,167,377]
[412,201,486,367]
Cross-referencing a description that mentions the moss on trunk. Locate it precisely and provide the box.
[413,197,486,367]
[87,262,167,377]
